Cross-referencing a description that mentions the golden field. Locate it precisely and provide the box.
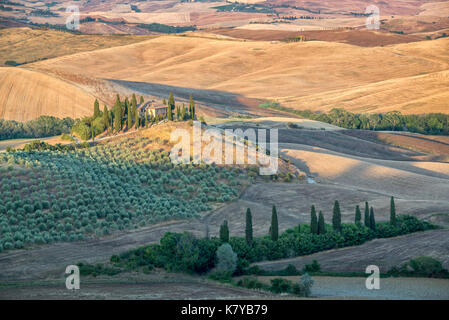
[1,26,448,121]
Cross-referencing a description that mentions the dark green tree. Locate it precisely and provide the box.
[176,105,180,120]
[124,97,129,119]
[270,205,278,241]
[390,196,397,226]
[189,94,195,119]
[219,220,229,243]
[364,201,370,228]
[245,208,253,245]
[318,211,326,235]
[102,105,110,133]
[310,205,318,234]
[93,99,100,118]
[139,96,144,104]
[355,205,361,225]
[131,93,137,109]
[168,92,175,121]
[113,95,122,132]
[370,207,376,231]
[135,108,140,129]
[181,103,186,120]
[332,200,342,233]
[127,104,133,130]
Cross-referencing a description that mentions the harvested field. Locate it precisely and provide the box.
[0,28,156,67]
[250,275,449,299]
[254,229,449,272]
[211,28,424,46]
[20,35,449,120]
[266,0,437,15]
[419,1,449,17]
[343,130,449,158]
[282,144,449,200]
[0,68,96,121]
[0,273,274,300]
[0,136,62,151]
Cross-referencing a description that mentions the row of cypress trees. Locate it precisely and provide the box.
[93,92,197,137]
[166,92,196,121]
[311,196,397,234]
[219,206,278,244]
[219,197,398,243]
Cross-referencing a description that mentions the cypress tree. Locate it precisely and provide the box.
[364,201,370,228]
[131,93,137,109]
[93,99,100,118]
[318,211,326,235]
[162,98,166,105]
[127,105,133,130]
[189,94,195,119]
[270,205,278,241]
[113,95,122,132]
[332,200,341,233]
[181,103,186,120]
[176,105,180,120]
[168,92,175,121]
[310,205,318,234]
[124,97,129,118]
[245,208,253,245]
[219,220,229,243]
[355,205,361,225]
[370,207,376,231]
[139,96,144,104]
[390,196,397,226]
[102,105,109,134]
[130,94,137,128]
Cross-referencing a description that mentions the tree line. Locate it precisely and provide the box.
[0,116,74,140]
[260,103,449,135]
[105,196,433,278]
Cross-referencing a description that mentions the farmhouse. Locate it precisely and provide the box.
[137,101,168,118]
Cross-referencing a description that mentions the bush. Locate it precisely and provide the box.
[303,260,321,273]
[236,277,268,290]
[388,257,449,278]
[298,273,314,297]
[270,278,292,294]
[216,243,237,274]
[409,257,443,275]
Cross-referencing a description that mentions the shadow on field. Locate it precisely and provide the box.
[106,79,281,117]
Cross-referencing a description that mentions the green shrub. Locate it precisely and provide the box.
[237,277,268,290]
[388,257,449,278]
[409,256,443,275]
[303,260,321,273]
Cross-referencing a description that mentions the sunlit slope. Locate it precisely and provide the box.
[28,35,449,115]
[0,68,95,121]
[0,27,156,67]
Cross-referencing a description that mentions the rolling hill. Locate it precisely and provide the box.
[0,67,95,121]
[1,29,448,121]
